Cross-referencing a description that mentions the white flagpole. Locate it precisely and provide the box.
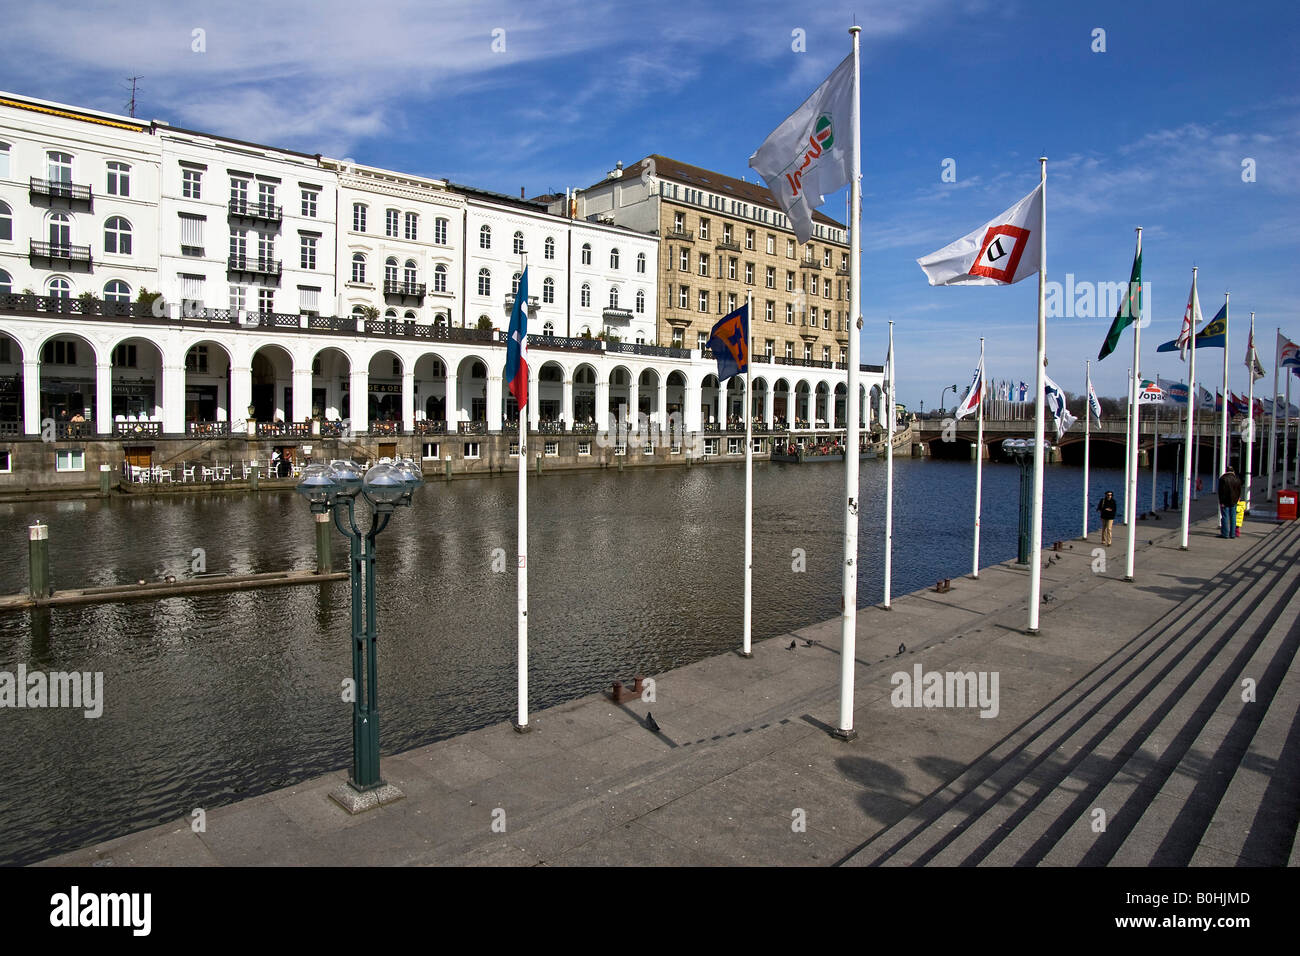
[1219,294,1230,491]
[743,291,753,657]
[884,320,894,610]
[1028,156,1048,634]
[1181,267,1198,549]
[972,338,984,578]
[1286,372,1293,491]
[1268,328,1279,500]
[515,256,529,731]
[834,24,863,740]
[1124,227,1142,582]
[1246,312,1257,513]
[1123,368,1132,525]
[1151,401,1159,514]
[1083,360,1091,539]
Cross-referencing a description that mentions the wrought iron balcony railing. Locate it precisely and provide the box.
[30,177,93,207]
[228,200,283,223]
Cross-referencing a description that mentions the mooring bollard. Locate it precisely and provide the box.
[536,453,542,476]
[617,454,624,473]
[250,463,260,491]
[444,455,452,481]
[99,463,111,496]
[315,511,332,575]
[29,522,50,599]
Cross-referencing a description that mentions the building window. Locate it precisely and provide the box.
[433,264,447,293]
[765,339,774,359]
[385,208,399,237]
[609,286,619,309]
[0,200,11,241]
[229,178,248,210]
[178,213,204,255]
[698,290,708,313]
[47,151,72,183]
[353,203,367,232]
[698,218,709,240]
[727,257,737,280]
[478,268,491,296]
[0,268,11,294]
[300,235,317,270]
[512,230,525,255]
[704,438,718,456]
[113,343,138,368]
[766,234,775,254]
[728,437,742,455]
[787,239,795,258]
[56,449,85,473]
[510,272,521,296]
[822,346,831,364]
[581,283,591,307]
[765,266,775,289]
[480,224,492,249]
[182,168,202,198]
[745,229,754,250]
[723,223,733,244]
[823,249,832,267]
[577,441,591,456]
[258,289,275,314]
[229,285,246,311]
[404,259,417,286]
[727,292,737,312]
[103,216,132,255]
[635,289,645,313]
[405,212,418,240]
[785,304,794,324]
[581,242,591,265]
[636,252,646,274]
[106,161,130,197]
[785,341,794,359]
[610,247,620,269]
[351,253,366,284]
[677,286,688,309]
[673,211,684,233]
[537,235,552,260]
[823,310,830,330]
[544,441,558,457]
[434,218,448,244]
[47,277,72,298]
[421,442,440,460]
[0,142,9,179]
[786,271,795,293]
[679,248,689,271]
[299,189,318,218]
[104,279,130,303]
[744,262,754,284]
[698,253,709,277]
[543,276,555,304]
[804,343,813,361]
[42,339,77,363]
[670,328,684,348]
[463,442,481,459]
[766,300,774,322]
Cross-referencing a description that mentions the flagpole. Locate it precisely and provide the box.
[1269,329,1280,499]
[515,256,530,731]
[742,290,753,657]
[1124,368,1132,525]
[1124,227,1142,582]
[1151,401,1159,515]
[884,320,894,610]
[1181,267,1197,549]
[1083,360,1091,539]
[1219,294,1230,491]
[1246,312,1257,513]
[1285,371,1293,491]
[1028,156,1047,635]
[834,23,862,740]
[972,337,984,578]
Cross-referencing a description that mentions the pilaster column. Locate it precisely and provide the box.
[628,381,639,433]
[487,374,503,431]
[563,377,574,426]
[162,364,186,434]
[685,381,701,433]
[446,370,459,430]
[230,365,252,425]
[656,379,667,432]
[528,367,541,431]
[764,385,774,431]
[292,367,313,422]
[717,380,727,425]
[22,360,40,436]
[349,369,369,433]
[401,370,415,432]
[95,362,112,435]
[595,379,610,428]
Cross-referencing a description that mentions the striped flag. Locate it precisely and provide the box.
[505,268,530,408]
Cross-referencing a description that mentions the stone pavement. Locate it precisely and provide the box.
[39,483,1299,866]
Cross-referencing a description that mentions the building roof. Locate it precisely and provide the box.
[586,154,846,230]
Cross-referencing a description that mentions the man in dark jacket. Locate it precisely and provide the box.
[1098,490,1117,546]
[1218,467,1243,538]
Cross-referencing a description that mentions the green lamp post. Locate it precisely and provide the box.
[297,457,423,813]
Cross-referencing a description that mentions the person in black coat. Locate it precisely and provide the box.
[1098,490,1117,546]
[1218,467,1243,538]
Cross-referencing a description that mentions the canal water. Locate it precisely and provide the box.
[0,457,1181,865]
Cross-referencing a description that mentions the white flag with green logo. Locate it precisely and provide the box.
[749,53,854,245]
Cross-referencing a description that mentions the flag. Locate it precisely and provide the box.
[917,184,1043,286]
[1098,237,1142,361]
[1281,332,1300,367]
[1044,373,1076,440]
[1253,398,1264,418]
[707,304,749,382]
[1169,274,1201,360]
[1214,391,1224,413]
[505,268,529,408]
[1017,381,1029,402]
[1229,392,1248,416]
[748,53,854,245]
[1198,385,1214,408]
[1157,376,1188,405]
[1087,378,1103,422]
[1193,304,1227,349]
[955,358,983,420]
[1246,326,1265,381]
[1137,379,1164,404]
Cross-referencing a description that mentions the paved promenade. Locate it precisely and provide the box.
[40,483,1300,866]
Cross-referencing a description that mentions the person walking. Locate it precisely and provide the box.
[1098,491,1117,546]
[1218,466,1243,538]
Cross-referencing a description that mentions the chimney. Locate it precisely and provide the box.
[609,161,623,179]
[520,187,525,199]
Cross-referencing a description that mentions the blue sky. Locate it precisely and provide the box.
[3,0,1297,408]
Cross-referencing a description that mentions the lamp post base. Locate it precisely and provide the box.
[829,727,858,742]
[329,781,404,815]
[512,722,532,734]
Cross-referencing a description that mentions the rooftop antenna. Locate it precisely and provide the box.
[126,76,143,118]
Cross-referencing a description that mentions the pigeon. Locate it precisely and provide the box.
[646,713,660,733]
[788,639,797,650]
[898,642,906,655]
[802,639,815,647]
[164,575,176,584]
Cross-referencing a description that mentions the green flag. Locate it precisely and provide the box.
[1098,240,1142,361]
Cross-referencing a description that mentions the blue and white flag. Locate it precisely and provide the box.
[1044,372,1076,440]
[1088,378,1103,422]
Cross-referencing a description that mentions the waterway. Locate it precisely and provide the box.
[0,456,1183,865]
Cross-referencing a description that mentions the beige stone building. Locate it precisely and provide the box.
[560,155,852,367]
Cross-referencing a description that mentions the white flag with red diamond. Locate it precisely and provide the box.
[917,184,1044,286]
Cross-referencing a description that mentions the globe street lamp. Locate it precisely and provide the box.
[1002,438,1049,565]
[297,457,423,813]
